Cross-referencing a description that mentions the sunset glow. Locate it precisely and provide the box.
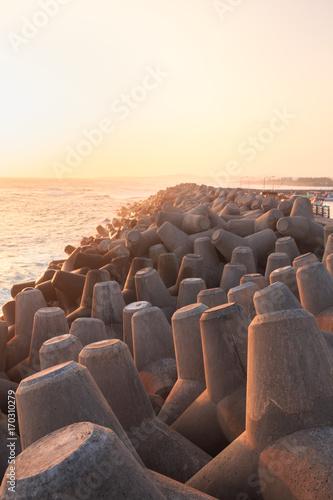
[1,1,333,180]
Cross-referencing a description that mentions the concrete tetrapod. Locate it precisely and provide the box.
[7,306,69,382]
[101,242,130,264]
[157,221,192,261]
[230,246,257,274]
[125,226,161,258]
[220,263,247,294]
[157,221,214,263]
[226,191,239,203]
[157,253,179,288]
[278,197,294,216]
[292,252,318,270]
[212,228,277,267]
[135,267,176,322]
[240,273,268,289]
[324,223,333,245]
[158,303,208,425]
[323,232,333,265]
[132,306,177,399]
[187,308,333,499]
[239,205,249,214]
[211,229,245,262]
[91,281,125,339]
[264,252,291,281]
[242,208,264,218]
[60,247,80,272]
[248,310,333,446]
[290,194,314,219]
[235,208,263,219]
[243,192,256,209]
[51,269,86,304]
[73,247,104,270]
[15,361,141,461]
[0,323,7,373]
[205,207,226,228]
[7,326,14,344]
[228,282,259,319]
[277,216,324,251]
[261,197,278,212]
[177,278,206,309]
[156,210,209,233]
[255,309,333,500]
[259,427,333,500]
[197,288,227,308]
[170,253,205,296]
[102,255,130,288]
[207,208,228,231]
[123,301,152,356]
[181,214,210,234]
[0,422,165,500]
[220,202,239,216]
[149,243,167,268]
[0,411,21,482]
[172,303,250,456]
[39,334,83,370]
[35,279,57,303]
[69,317,107,346]
[148,470,217,499]
[66,269,110,325]
[253,282,303,316]
[0,378,18,417]
[122,257,153,304]
[275,236,300,263]
[29,307,69,371]
[5,289,46,372]
[327,253,333,277]
[227,218,255,237]
[34,269,56,286]
[107,238,126,251]
[269,265,300,299]
[253,209,283,232]
[296,261,333,331]
[10,280,35,298]
[79,340,211,483]
[194,237,224,288]
[2,300,15,329]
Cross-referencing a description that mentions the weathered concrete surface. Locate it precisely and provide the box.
[158,303,207,425]
[79,339,211,483]
[0,422,164,499]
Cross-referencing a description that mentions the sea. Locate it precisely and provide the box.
[0,177,164,308]
[0,177,332,309]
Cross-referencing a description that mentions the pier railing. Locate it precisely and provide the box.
[312,205,330,218]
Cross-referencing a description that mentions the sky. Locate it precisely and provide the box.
[1,0,333,181]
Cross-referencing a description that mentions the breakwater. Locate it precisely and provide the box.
[0,182,333,499]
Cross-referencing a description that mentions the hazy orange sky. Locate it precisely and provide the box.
[1,1,333,181]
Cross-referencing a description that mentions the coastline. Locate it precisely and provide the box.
[1,182,333,497]
[1,178,331,309]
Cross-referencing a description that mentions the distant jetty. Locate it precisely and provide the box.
[1,183,333,498]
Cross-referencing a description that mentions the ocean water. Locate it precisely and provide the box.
[1,178,332,309]
[0,178,160,307]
